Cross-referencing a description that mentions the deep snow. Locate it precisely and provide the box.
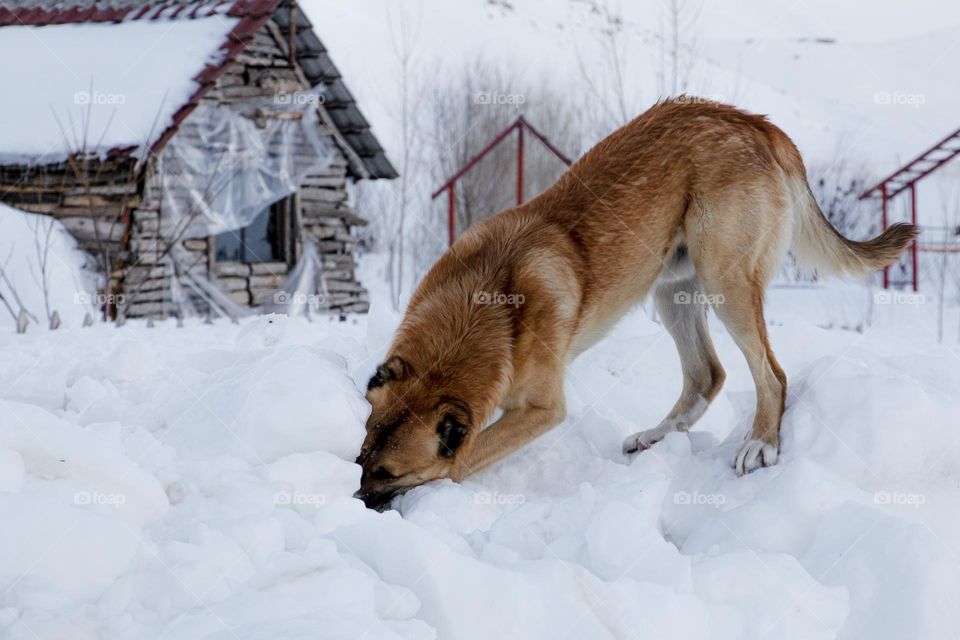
[1,265,959,639]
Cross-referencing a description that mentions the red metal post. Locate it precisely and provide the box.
[881,182,889,289]
[447,186,455,247]
[516,122,525,205]
[430,119,524,200]
[910,183,918,292]
[519,116,574,166]
[432,116,572,240]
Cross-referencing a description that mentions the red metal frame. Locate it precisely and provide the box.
[859,126,960,291]
[432,116,573,246]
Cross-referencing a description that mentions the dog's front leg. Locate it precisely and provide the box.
[451,403,566,482]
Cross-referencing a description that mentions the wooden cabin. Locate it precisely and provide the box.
[0,0,396,320]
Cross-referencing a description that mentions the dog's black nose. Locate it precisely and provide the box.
[353,488,396,512]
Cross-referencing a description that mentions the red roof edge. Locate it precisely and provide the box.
[147,0,284,155]
[0,0,280,28]
[0,3,140,25]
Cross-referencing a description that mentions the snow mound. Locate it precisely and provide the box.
[0,282,957,638]
[0,203,97,329]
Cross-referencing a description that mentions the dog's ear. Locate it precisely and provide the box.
[437,415,468,458]
[436,397,473,458]
[367,355,413,392]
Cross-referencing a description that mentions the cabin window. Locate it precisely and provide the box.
[214,197,294,264]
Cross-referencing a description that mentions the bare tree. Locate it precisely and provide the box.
[424,58,584,255]
[51,88,164,321]
[0,249,37,333]
[572,1,634,136]
[385,0,426,310]
[657,0,703,96]
[359,53,587,303]
[27,215,57,326]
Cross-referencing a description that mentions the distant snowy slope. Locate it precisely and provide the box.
[707,26,960,166]
[306,0,960,174]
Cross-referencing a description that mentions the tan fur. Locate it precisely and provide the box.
[354,98,918,508]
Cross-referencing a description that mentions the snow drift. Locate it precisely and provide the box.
[0,283,958,639]
[0,203,97,330]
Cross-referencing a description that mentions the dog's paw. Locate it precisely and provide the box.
[734,438,778,476]
[622,428,666,456]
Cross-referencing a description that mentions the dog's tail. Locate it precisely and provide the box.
[790,180,917,278]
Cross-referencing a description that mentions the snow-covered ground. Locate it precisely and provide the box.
[0,203,98,330]
[3,2,960,637]
[2,258,959,639]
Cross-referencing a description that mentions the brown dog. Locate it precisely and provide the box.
[354,98,916,511]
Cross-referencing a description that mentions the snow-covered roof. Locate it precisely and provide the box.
[0,1,277,164]
[0,0,397,179]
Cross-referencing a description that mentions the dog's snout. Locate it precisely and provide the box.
[353,487,397,512]
[355,447,370,467]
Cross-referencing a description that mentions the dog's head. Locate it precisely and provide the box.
[354,355,474,511]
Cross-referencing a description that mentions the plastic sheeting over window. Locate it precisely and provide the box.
[141,91,342,321]
[163,245,252,321]
[263,235,329,317]
[154,94,334,240]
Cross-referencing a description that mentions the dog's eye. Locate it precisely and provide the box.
[372,466,396,481]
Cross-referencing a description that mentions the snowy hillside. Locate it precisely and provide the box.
[1,271,959,639]
[309,0,960,171]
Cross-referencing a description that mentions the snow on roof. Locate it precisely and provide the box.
[0,4,255,164]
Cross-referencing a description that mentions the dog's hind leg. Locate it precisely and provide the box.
[702,273,786,475]
[623,272,725,455]
[689,207,789,475]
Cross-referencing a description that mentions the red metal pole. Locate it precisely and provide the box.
[447,186,455,247]
[881,183,889,289]
[519,116,573,166]
[517,122,525,206]
[911,183,918,292]
[431,118,523,200]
